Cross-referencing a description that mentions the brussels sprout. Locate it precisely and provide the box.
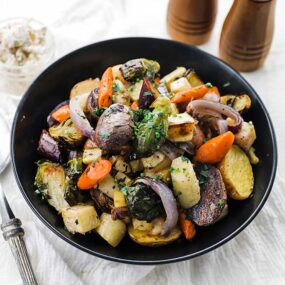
[134,110,168,154]
[64,158,90,206]
[34,161,69,211]
[49,118,85,147]
[123,182,164,222]
[120,58,160,82]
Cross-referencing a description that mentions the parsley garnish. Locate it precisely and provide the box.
[112,82,120,92]
[143,91,153,97]
[100,131,112,139]
[218,199,224,207]
[206,82,213,88]
[94,107,105,116]
[181,156,190,162]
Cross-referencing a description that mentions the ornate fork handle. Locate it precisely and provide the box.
[1,218,38,285]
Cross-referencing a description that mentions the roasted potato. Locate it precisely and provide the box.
[82,148,102,164]
[70,78,100,99]
[170,156,200,208]
[160,67,186,86]
[141,151,165,168]
[128,225,181,247]
[96,213,127,247]
[61,205,100,234]
[188,166,227,226]
[97,174,118,198]
[170,77,191,94]
[218,145,254,200]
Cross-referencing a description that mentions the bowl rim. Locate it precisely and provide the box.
[10,37,278,265]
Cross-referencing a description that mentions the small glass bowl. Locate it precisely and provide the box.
[0,17,55,97]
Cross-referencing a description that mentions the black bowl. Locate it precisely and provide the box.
[11,37,277,264]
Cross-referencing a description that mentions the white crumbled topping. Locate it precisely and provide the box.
[0,19,48,66]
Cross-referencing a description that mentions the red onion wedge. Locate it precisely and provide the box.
[187,100,243,134]
[137,177,178,236]
[70,93,95,140]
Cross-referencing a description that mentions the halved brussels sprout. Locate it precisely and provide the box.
[49,118,85,147]
[34,161,69,211]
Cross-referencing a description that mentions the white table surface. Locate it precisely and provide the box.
[0,0,285,284]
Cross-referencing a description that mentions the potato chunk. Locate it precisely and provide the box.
[61,205,100,234]
[170,156,200,208]
[96,213,126,247]
[218,145,254,200]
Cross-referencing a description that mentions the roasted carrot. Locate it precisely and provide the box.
[77,159,112,190]
[179,211,196,240]
[98,67,113,108]
[207,86,220,96]
[131,101,139,110]
[170,84,210,104]
[194,131,235,164]
[51,105,70,122]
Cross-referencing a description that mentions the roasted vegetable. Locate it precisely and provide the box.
[248,147,260,165]
[96,213,127,247]
[138,78,156,109]
[47,100,70,127]
[123,182,165,222]
[120,58,160,82]
[111,156,131,173]
[95,104,134,153]
[179,211,196,240]
[49,118,85,147]
[70,78,100,99]
[141,151,165,169]
[161,67,186,86]
[97,174,119,198]
[82,148,102,164]
[113,190,127,208]
[34,161,69,211]
[137,177,178,235]
[90,189,113,213]
[115,172,132,188]
[185,70,204,87]
[234,121,256,151]
[61,205,100,234]
[187,166,227,226]
[157,81,172,98]
[220,94,251,113]
[64,158,89,206]
[112,79,130,106]
[170,77,191,94]
[170,156,200,208]
[37,130,62,162]
[167,113,195,142]
[86,88,100,121]
[77,159,112,190]
[134,110,168,154]
[128,225,181,247]
[218,145,254,200]
[128,80,143,101]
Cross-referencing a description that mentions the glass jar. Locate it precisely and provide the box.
[0,18,55,97]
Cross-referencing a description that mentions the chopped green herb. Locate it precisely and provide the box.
[218,199,224,207]
[112,82,120,92]
[94,107,105,116]
[181,156,190,163]
[143,91,153,97]
[100,131,112,139]
[206,82,213,88]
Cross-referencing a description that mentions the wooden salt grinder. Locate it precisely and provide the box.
[219,0,276,72]
[167,0,217,45]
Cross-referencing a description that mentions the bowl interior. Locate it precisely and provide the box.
[11,38,277,264]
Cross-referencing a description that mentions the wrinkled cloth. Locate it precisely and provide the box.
[0,0,285,284]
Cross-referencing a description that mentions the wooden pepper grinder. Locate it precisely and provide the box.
[167,0,217,45]
[219,0,276,72]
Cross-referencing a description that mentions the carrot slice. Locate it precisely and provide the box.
[130,101,139,110]
[179,211,196,240]
[51,105,70,122]
[207,86,220,96]
[98,67,113,108]
[171,84,210,104]
[77,159,112,190]
[194,131,235,164]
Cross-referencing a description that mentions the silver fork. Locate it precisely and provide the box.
[0,184,38,285]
